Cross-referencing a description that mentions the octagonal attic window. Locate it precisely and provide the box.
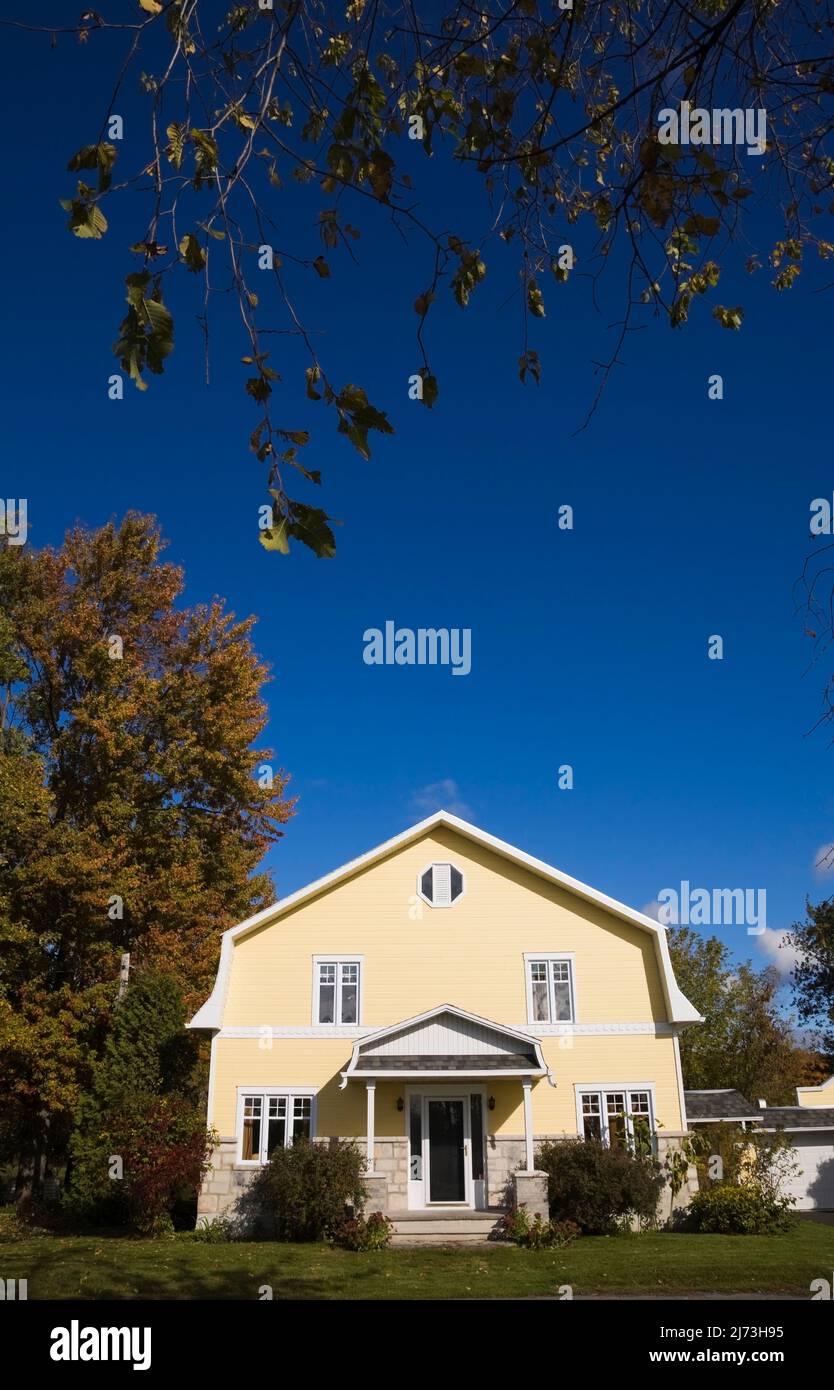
[418,862,465,908]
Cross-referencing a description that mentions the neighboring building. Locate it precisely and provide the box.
[684,1089,763,1129]
[188,811,701,1228]
[758,1077,834,1211]
[685,1082,834,1211]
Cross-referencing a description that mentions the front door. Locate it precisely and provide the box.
[427,1098,466,1203]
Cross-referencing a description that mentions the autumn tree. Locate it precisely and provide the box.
[7,1,834,553]
[667,924,810,1105]
[0,514,293,1198]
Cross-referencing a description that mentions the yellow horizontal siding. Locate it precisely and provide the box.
[210,1034,683,1136]
[797,1084,834,1108]
[222,828,668,1029]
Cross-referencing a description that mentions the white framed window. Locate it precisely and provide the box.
[524,954,576,1023]
[238,1089,315,1165]
[576,1087,654,1150]
[417,862,465,908]
[313,957,362,1024]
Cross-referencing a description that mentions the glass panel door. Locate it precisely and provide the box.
[427,1099,466,1202]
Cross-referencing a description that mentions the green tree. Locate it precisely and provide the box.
[67,971,210,1231]
[0,514,293,1198]
[668,925,806,1105]
[785,899,834,1068]
[9,2,834,552]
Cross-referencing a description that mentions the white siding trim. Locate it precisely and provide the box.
[673,1033,688,1131]
[217,1020,675,1039]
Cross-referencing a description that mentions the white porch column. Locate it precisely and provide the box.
[522,1079,534,1173]
[365,1080,376,1173]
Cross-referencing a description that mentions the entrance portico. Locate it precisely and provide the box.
[340,1004,548,1212]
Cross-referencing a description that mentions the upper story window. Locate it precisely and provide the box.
[315,959,361,1024]
[418,862,465,908]
[525,954,575,1023]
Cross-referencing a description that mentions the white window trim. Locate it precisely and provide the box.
[236,1086,317,1166]
[311,955,364,1026]
[573,1083,656,1148]
[523,952,577,1025]
[416,862,466,910]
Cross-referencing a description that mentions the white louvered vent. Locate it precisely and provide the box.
[432,862,452,905]
[418,862,465,908]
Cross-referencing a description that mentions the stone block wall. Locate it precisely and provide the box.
[196,1131,698,1226]
[368,1138,408,1210]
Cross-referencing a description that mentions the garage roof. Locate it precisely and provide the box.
[685,1089,763,1122]
[758,1106,834,1132]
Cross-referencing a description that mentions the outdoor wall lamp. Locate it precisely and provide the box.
[396,1097,404,1112]
[488,1096,496,1111]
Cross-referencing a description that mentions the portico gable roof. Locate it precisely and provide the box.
[339,1004,549,1085]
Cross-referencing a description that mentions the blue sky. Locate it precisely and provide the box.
[4,9,834,1000]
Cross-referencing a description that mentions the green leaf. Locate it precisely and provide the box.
[518,349,541,385]
[683,213,720,237]
[68,202,108,239]
[246,377,272,403]
[67,142,117,192]
[166,122,187,169]
[419,370,439,409]
[178,232,207,272]
[712,305,744,330]
[287,502,338,558]
[335,384,394,460]
[368,150,394,201]
[305,365,322,400]
[313,255,331,278]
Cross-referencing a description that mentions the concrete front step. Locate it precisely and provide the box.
[388,1209,506,1244]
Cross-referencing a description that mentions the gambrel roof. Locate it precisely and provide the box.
[188,811,701,1031]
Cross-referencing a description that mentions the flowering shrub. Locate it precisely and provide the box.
[330,1210,392,1251]
[499,1205,581,1249]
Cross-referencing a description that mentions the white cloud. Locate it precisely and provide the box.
[641,900,664,922]
[813,842,834,876]
[410,779,473,820]
[756,928,804,977]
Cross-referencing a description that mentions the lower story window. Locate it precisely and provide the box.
[579,1088,653,1150]
[240,1091,314,1164]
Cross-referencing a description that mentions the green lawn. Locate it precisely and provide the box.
[1,1219,832,1299]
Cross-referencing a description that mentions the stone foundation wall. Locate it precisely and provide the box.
[196,1136,409,1225]
[197,1138,256,1224]
[197,1132,698,1226]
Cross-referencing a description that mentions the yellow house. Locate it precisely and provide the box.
[188,811,701,1229]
